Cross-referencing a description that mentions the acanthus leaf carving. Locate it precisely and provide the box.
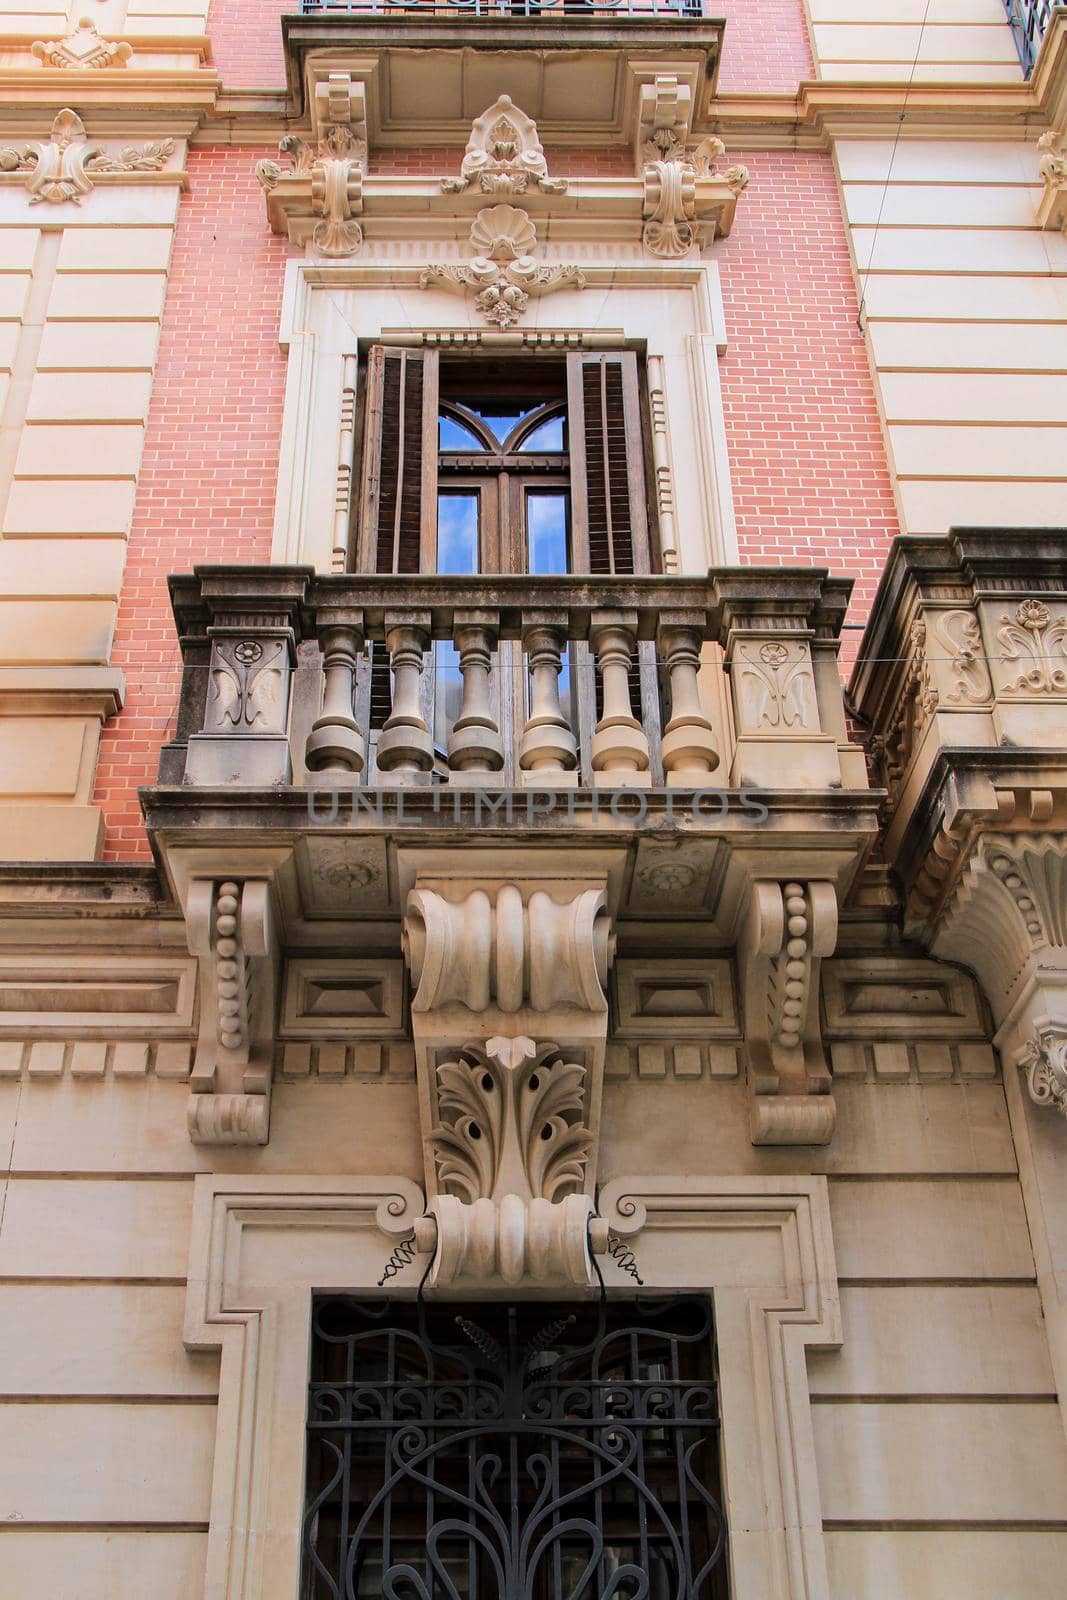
[441,96,567,197]
[0,110,173,205]
[1019,1021,1067,1117]
[873,617,938,802]
[419,206,585,329]
[641,135,748,258]
[255,74,367,256]
[32,18,132,69]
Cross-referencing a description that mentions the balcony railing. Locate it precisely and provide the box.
[1004,0,1059,73]
[164,567,857,801]
[298,0,707,19]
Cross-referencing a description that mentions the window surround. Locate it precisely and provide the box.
[183,1172,840,1600]
[272,257,737,577]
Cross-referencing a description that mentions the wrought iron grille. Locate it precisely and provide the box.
[1004,0,1059,73]
[302,1293,727,1599]
[298,0,708,19]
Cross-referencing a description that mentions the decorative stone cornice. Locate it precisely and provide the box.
[853,527,1067,1124]
[32,18,132,70]
[0,108,175,205]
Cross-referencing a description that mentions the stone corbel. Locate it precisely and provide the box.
[634,74,694,169]
[256,71,367,257]
[186,877,280,1146]
[738,878,838,1146]
[401,873,617,1288]
[1038,128,1067,235]
[640,124,748,258]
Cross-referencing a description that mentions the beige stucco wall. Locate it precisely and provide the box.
[0,925,1065,1599]
[805,0,1022,83]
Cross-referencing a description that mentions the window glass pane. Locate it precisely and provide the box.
[526,490,569,575]
[439,413,487,451]
[437,491,480,575]
[519,413,565,452]
[468,403,537,447]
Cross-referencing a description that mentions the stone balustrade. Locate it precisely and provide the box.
[163,565,860,794]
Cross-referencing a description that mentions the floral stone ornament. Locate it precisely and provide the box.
[0,109,173,205]
[420,204,585,330]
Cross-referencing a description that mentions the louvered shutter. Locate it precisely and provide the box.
[357,345,438,575]
[356,347,438,731]
[566,350,650,578]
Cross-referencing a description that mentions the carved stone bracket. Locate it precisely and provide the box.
[186,877,280,1146]
[738,878,838,1146]
[441,96,567,196]
[401,866,618,1288]
[636,73,748,258]
[1038,127,1067,234]
[420,204,585,328]
[256,71,367,256]
[0,109,174,205]
[635,74,694,169]
[32,18,132,69]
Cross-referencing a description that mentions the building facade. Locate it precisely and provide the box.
[1,1,1067,1596]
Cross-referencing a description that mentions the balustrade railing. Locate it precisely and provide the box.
[166,567,855,798]
[1004,0,1058,73]
[298,0,707,19]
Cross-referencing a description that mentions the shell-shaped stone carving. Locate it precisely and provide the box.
[469,203,537,262]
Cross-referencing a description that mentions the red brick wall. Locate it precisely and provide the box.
[205,1,813,93]
[716,149,899,622]
[207,0,288,89]
[92,149,292,862]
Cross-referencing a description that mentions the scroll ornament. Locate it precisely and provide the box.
[0,110,173,205]
[256,126,366,256]
[1019,1022,1067,1118]
[420,204,585,329]
[642,136,749,259]
[442,96,567,196]
[424,1036,601,1287]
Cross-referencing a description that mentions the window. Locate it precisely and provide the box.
[301,1293,727,1599]
[353,346,657,766]
[354,347,656,579]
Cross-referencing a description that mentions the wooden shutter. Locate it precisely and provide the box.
[566,350,650,578]
[356,345,438,575]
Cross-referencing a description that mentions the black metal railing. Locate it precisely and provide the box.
[299,0,707,18]
[1004,0,1059,73]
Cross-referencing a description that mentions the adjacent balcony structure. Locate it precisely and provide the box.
[1004,0,1058,74]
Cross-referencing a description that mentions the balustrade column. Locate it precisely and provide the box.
[518,616,578,787]
[305,619,365,779]
[448,611,504,783]
[658,618,719,785]
[590,610,650,788]
[377,612,434,780]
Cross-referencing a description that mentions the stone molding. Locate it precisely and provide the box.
[183,1171,840,1600]
[31,18,132,70]
[0,108,179,206]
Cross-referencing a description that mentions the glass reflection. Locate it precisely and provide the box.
[526,490,569,576]
[519,413,565,452]
[437,491,479,574]
[439,413,487,451]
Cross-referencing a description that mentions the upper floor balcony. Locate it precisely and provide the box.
[299,0,708,16]
[1004,0,1058,74]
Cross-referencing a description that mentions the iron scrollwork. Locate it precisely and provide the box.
[302,1293,727,1598]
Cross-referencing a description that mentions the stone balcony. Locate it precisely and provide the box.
[147,561,876,950]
